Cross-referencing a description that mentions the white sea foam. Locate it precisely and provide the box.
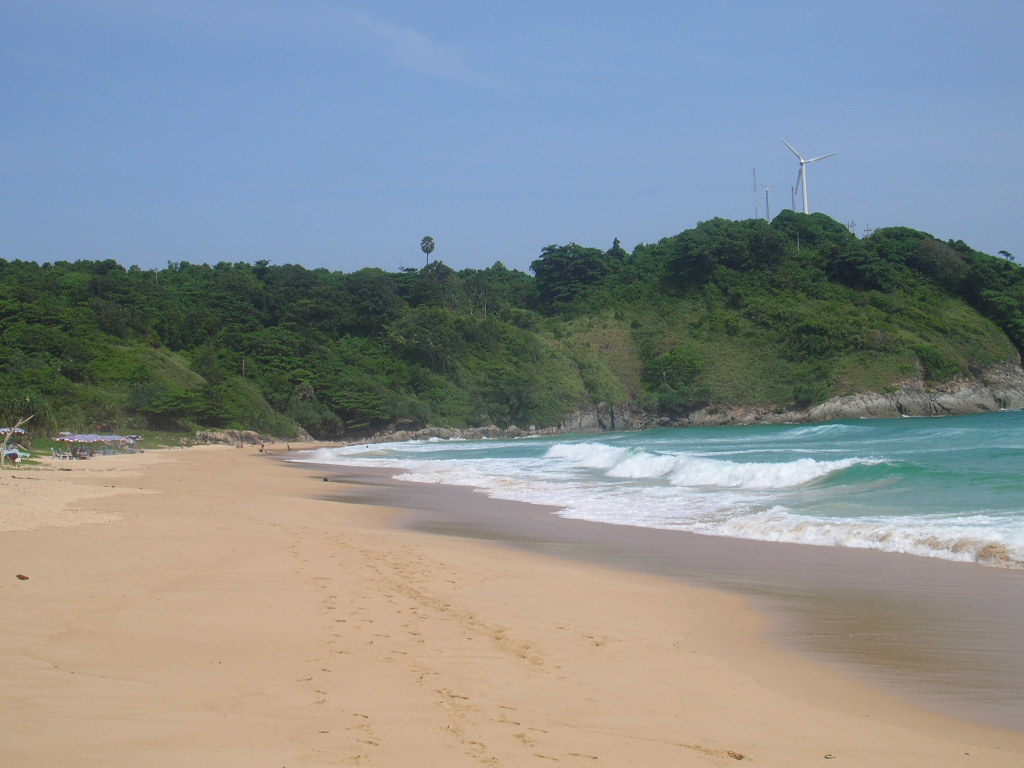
[668,455,863,489]
[704,508,1024,567]
[544,442,630,468]
[607,453,679,479]
[294,412,1024,569]
[544,441,868,490]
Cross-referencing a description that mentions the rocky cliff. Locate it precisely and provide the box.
[681,362,1024,426]
[354,363,1024,444]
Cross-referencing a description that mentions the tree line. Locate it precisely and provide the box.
[2,212,1022,438]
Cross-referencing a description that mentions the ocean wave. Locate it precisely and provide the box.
[775,422,862,440]
[705,508,1024,568]
[545,441,872,490]
[300,446,349,463]
[666,455,865,489]
[544,442,631,468]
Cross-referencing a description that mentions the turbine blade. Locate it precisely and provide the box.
[807,152,836,164]
[781,139,803,161]
[795,168,803,195]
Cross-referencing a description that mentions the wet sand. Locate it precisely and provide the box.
[316,463,1024,732]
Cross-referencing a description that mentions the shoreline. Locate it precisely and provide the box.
[3,445,1024,766]
[308,461,1024,733]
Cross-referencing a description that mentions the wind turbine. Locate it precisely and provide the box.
[782,139,835,214]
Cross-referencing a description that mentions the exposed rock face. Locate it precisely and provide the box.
[197,426,315,445]
[683,362,1024,426]
[359,363,1024,443]
[365,423,554,444]
[196,429,265,445]
[557,404,648,433]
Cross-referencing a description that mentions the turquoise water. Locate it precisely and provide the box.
[297,410,1024,568]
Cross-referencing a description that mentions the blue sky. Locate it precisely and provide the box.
[3,1,1022,274]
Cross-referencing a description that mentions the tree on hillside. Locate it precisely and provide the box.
[606,238,629,263]
[408,261,465,310]
[662,218,788,288]
[531,243,612,311]
[771,210,857,252]
[459,262,538,318]
[341,268,406,334]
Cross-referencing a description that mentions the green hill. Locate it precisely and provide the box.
[2,212,1022,439]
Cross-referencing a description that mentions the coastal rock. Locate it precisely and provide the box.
[459,425,505,440]
[805,393,903,421]
[355,363,1024,444]
[558,403,651,433]
[684,363,1024,425]
[198,426,316,445]
[196,429,266,446]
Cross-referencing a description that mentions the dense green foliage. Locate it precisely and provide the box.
[2,213,1021,438]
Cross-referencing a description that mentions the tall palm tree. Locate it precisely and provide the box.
[421,236,435,265]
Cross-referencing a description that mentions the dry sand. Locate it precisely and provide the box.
[2,445,1024,767]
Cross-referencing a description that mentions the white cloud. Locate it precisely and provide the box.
[351,11,493,86]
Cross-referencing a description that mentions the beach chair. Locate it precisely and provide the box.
[51,447,72,460]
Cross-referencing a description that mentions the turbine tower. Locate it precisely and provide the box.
[782,139,835,214]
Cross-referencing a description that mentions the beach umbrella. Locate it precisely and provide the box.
[54,434,99,443]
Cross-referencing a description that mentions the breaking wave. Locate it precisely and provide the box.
[544,441,873,490]
[704,508,1024,568]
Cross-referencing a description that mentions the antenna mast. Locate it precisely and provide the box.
[752,168,759,219]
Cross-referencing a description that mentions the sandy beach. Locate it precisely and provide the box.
[3,445,1024,767]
